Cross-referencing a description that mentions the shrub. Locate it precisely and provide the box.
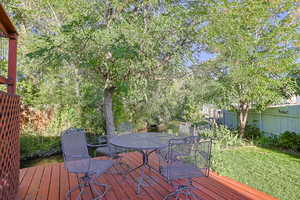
[277,131,300,151]
[193,120,210,127]
[244,125,262,140]
[20,134,60,161]
[200,125,247,171]
[256,131,300,152]
[256,134,279,147]
[201,125,246,149]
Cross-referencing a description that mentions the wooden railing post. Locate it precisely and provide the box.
[7,34,17,95]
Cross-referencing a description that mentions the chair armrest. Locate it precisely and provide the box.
[64,153,90,160]
[86,135,108,148]
[87,143,107,148]
[98,135,108,144]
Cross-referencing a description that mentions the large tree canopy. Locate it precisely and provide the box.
[4,0,300,138]
[26,0,200,135]
[195,0,300,136]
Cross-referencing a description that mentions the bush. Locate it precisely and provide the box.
[277,131,300,151]
[201,125,246,149]
[200,125,247,171]
[256,131,300,152]
[20,134,61,161]
[244,125,262,140]
[193,120,210,127]
[256,134,279,147]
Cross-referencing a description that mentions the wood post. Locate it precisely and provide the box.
[7,34,17,95]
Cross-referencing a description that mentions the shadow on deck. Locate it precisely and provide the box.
[17,152,277,200]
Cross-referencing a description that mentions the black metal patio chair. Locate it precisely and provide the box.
[156,123,196,161]
[96,122,134,175]
[178,123,193,137]
[61,128,114,200]
[157,136,212,200]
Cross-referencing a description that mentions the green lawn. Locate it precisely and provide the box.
[213,146,300,200]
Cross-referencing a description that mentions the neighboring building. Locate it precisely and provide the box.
[223,104,300,135]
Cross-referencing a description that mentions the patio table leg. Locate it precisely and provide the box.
[133,150,159,194]
[126,150,157,174]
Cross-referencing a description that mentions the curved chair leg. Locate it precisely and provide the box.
[78,185,86,200]
[189,191,202,200]
[108,158,136,185]
[65,183,85,200]
[163,191,179,200]
[108,158,131,176]
[163,185,201,200]
[91,179,111,200]
[117,161,132,174]
[66,175,110,200]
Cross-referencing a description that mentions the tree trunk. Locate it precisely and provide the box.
[238,103,249,137]
[74,67,81,98]
[103,87,116,137]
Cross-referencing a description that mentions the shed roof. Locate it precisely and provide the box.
[0,4,18,37]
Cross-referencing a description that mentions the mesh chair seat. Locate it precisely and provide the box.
[66,159,114,176]
[157,148,183,161]
[160,162,205,180]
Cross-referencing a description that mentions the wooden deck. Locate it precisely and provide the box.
[17,152,277,200]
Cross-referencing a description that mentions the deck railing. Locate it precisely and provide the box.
[0,4,20,200]
[0,91,20,199]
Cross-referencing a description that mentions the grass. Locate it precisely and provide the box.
[213,146,300,200]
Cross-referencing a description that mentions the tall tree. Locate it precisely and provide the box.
[28,0,197,135]
[196,0,300,136]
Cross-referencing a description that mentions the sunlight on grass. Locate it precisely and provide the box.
[213,146,300,200]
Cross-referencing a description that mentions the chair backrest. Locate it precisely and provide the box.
[99,122,133,144]
[61,128,91,173]
[165,136,212,177]
[116,122,134,135]
[178,123,193,137]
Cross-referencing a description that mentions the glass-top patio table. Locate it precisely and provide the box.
[110,132,176,194]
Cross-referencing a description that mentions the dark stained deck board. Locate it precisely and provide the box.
[68,172,80,200]
[124,153,172,198]
[108,160,155,200]
[108,166,140,200]
[209,172,275,200]
[59,164,70,200]
[17,166,37,200]
[25,165,45,200]
[92,157,134,200]
[211,172,276,200]
[123,153,168,200]
[193,177,249,200]
[102,167,132,200]
[95,171,118,200]
[18,152,278,200]
[205,175,259,200]
[103,159,153,200]
[19,167,27,184]
[48,164,60,200]
[36,166,52,200]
